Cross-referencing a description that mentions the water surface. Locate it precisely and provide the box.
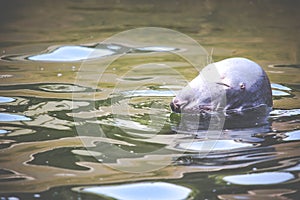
[0,1,299,199]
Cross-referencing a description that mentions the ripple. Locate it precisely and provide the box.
[271,83,293,97]
[28,46,115,62]
[39,84,88,93]
[271,83,292,91]
[272,90,291,97]
[0,74,13,79]
[284,163,300,171]
[121,77,153,81]
[74,182,193,200]
[0,113,31,122]
[0,96,15,103]
[3,43,180,62]
[135,46,178,52]
[0,83,95,94]
[223,172,294,185]
[177,140,253,152]
[71,149,102,157]
[270,109,300,118]
[270,64,300,69]
[120,90,174,97]
[107,44,122,50]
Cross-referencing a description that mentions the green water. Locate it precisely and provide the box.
[0,1,300,199]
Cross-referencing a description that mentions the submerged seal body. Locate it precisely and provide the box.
[170,57,273,115]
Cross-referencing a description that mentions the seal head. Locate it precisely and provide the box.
[170,57,273,114]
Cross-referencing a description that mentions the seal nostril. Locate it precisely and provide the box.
[170,102,175,111]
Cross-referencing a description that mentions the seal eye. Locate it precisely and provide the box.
[240,82,246,90]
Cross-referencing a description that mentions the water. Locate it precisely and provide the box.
[0,1,300,199]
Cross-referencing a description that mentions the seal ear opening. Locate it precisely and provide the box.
[239,82,246,90]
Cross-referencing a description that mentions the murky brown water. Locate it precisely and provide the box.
[0,1,300,199]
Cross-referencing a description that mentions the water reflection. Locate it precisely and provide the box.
[74,182,193,200]
[283,130,300,142]
[0,96,15,103]
[0,129,9,134]
[0,83,95,93]
[28,45,115,62]
[0,113,31,122]
[271,82,293,97]
[0,66,299,199]
[177,140,253,152]
[39,83,89,93]
[170,105,271,138]
[271,109,300,119]
[272,90,292,97]
[218,189,296,200]
[271,83,292,91]
[1,43,179,62]
[223,172,295,185]
[0,69,298,195]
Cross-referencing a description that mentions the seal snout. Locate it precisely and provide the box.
[170,98,182,113]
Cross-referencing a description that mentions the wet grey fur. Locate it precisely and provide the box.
[170,57,273,114]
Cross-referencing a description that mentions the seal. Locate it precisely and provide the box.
[170,57,273,114]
